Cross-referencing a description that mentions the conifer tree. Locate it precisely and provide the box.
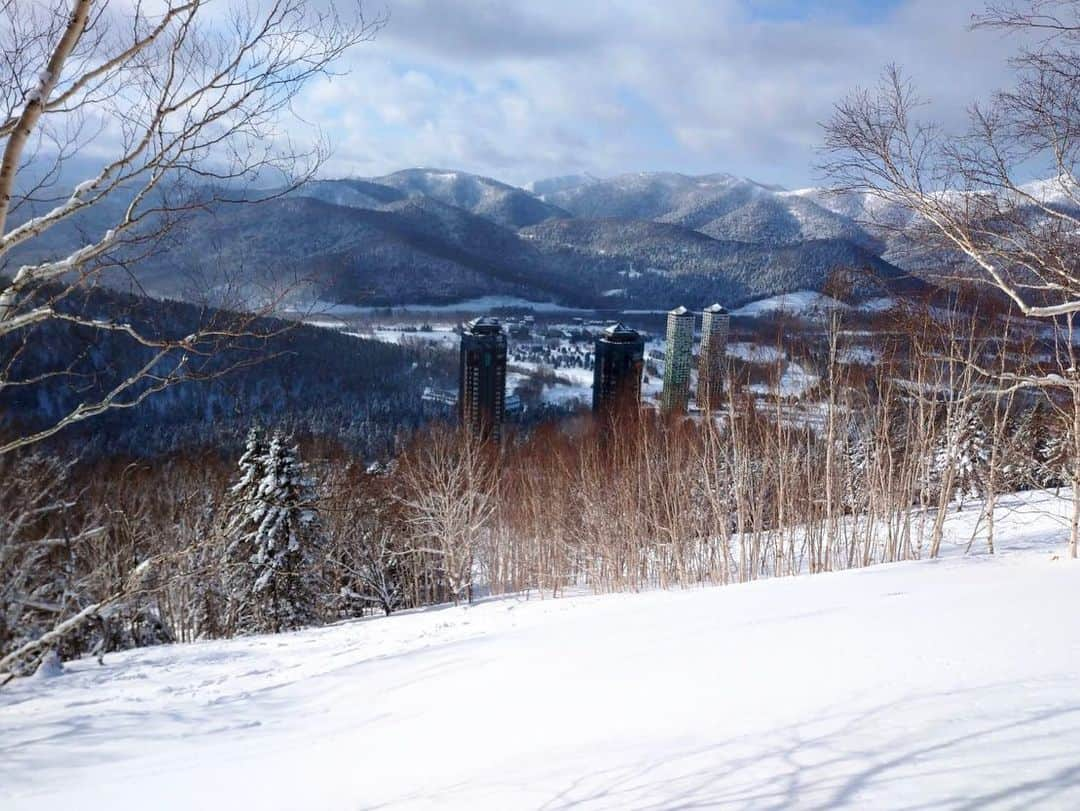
[1040,415,1071,492]
[843,422,872,513]
[931,408,991,508]
[222,429,323,634]
[954,410,991,504]
[1003,408,1036,491]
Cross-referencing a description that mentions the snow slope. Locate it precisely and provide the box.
[732,290,846,318]
[3,491,1080,810]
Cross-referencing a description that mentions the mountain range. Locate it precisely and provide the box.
[9,168,950,311]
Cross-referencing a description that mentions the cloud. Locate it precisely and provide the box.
[293,0,1018,187]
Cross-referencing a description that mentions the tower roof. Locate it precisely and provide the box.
[704,303,728,314]
[669,305,690,316]
[464,316,503,335]
[601,322,641,343]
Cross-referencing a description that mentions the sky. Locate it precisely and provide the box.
[277,1,1024,188]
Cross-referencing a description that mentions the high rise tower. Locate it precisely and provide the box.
[661,306,695,413]
[697,303,730,410]
[458,317,507,440]
[592,323,644,418]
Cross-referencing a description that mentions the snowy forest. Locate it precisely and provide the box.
[3,0,1080,693]
[8,0,1080,807]
[4,289,1080,677]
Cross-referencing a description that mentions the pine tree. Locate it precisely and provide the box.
[931,407,991,507]
[232,426,269,503]
[842,421,872,514]
[1040,414,1071,491]
[222,429,323,634]
[1003,403,1061,491]
[1002,407,1037,491]
[953,409,991,504]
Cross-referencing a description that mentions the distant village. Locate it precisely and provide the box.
[450,304,731,439]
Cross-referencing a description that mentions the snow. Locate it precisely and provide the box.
[1018,174,1079,207]
[538,382,592,406]
[840,345,880,365]
[360,325,459,349]
[732,291,847,318]
[301,317,349,329]
[747,360,820,397]
[4,491,1080,809]
[26,70,51,103]
[30,650,63,680]
[292,296,592,316]
[857,296,898,313]
[726,342,785,363]
[509,361,594,405]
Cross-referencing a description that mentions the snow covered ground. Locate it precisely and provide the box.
[746,360,820,398]
[293,296,593,317]
[731,290,845,318]
[727,341,785,363]
[4,491,1080,810]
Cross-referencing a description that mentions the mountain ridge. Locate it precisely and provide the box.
[8,166,944,311]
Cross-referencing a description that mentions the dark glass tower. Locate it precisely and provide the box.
[592,323,645,417]
[459,317,507,440]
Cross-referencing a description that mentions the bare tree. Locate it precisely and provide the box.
[323,461,407,617]
[822,2,1080,320]
[397,427,499,605]
[0,0,381,455]
[822,0,1080,555]
[0,454,103,678]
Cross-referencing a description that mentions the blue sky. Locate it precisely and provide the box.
[296,0,1014,188]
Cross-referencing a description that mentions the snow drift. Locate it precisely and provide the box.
[2,491,1079,809]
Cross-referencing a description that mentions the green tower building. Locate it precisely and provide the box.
[661,306,695,413]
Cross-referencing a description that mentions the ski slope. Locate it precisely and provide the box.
[731,290,845,318]
[3,492,1080,809]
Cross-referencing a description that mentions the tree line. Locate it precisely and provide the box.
[4,296,1077,679]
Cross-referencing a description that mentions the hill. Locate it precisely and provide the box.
[0,285,452,458]
[3,490,1078,809]
[6,168,933,312]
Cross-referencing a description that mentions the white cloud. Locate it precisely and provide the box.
[291,0,1018,187]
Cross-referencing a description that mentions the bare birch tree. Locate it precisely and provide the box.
[397,427,499,605]
[822,0,1080,555]
[822,2,1080,318]
[0,0,381,455]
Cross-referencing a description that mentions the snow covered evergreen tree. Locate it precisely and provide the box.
[222,430,324,634]
[1002,407,1037,491]
[232,427,270,505]
[931,408,991,508]
[842,421,873,514]
[1040,417,1071,491]
[1000,403,1063,491]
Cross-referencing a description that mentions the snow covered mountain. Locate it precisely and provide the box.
[521,217,906,303]
[368,168,571,228]
[537,171,781,221]
[534,171,878,246]
[8,168,928,311]
[4,489,1079,809]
